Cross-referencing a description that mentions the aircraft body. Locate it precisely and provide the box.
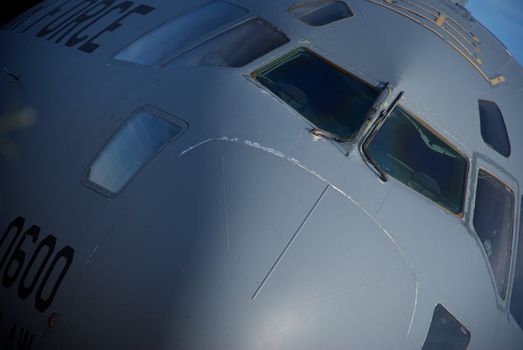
[1,0,523,349]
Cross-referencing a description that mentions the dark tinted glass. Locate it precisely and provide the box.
[289,1,353,26]
[166,18,288,68]
[86,110,182,196]
[511,196,523,330]
[478,100,511,157]
[421,304,470,350]
[115,1,248,65]
[365,107,467,214]
[254,48,379,139]
[473,170,514,299]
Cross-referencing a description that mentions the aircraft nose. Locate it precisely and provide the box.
[164,185,417,350]
[59,140,416,350]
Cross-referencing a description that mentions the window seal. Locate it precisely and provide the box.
[472,166,516,300]
[251,47,382,143]
[421,303,471,350]
[81,105,188,199]
[162,16,289,68]
[114,1,249,66]
[361,103,470,218]
[288,0,355,27]
[478,99,511,158]
[509,195,523,331]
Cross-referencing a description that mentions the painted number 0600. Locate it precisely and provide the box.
[0,217,75,312]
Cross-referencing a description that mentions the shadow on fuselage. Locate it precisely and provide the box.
[0,0,45,26]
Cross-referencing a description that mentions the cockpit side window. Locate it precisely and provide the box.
[478,100,511,157]
[289,1,354,26]
[253,48,380,140]
[421,304,471,350]
[114,1,248,65]
[83,106,185,197]
[164,18,289,68]
[363,106,468,215]
[473,169,514,299]
[511,196,523,330]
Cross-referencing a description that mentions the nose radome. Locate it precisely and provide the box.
[164,185,417,350]
[58,140,416,350]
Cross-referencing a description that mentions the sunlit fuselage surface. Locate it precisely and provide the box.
[0,0,523,349]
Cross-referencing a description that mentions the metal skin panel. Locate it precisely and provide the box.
[60,142,330,349]
[376,182,500,349]
[0,0,522,349]
[247,186,416,350]
[61,168,416,350]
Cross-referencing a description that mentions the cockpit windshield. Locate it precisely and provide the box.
[363,106,467,214]
[254,48,380,140]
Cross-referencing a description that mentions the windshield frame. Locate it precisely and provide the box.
[251,47,383,144]
[473,167,516,300]
[361,103,470,218]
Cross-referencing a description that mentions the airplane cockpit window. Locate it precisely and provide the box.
[83,107,185,197]
[478,100,511,157]
[421,304,471,350]
[114,1,248,65]
[289,0,354,26]
[473,169,514,299]
[253,48,380,140]
[164,18,289,68]
[363,106,468,214]
[510,196,523,330]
